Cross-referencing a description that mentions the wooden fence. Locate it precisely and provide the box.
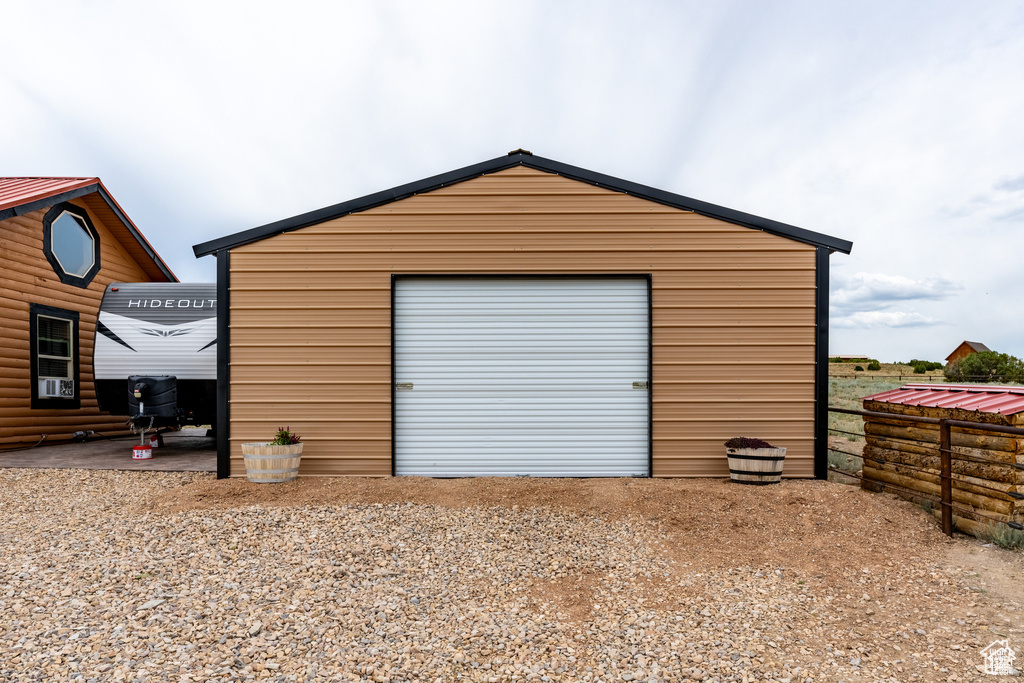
[828,406,1024,538]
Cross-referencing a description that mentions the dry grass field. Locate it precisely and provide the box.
[825,363,941,476]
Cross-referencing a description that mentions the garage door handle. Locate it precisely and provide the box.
[633,381,648,389]
[395,382,413,390]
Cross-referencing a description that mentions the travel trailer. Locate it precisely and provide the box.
[93,282,216,429]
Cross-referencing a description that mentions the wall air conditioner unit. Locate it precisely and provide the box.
[39,379,74,398]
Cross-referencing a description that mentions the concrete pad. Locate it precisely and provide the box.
[0,428,216,472]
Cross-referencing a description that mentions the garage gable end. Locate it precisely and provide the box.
[201,153,852,481]
[193,151,853,257]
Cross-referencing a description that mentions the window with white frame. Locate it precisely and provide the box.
[37,315,73,380]
[30,303,80,408]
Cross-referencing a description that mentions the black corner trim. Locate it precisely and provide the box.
[216,250,231,478]
[390,275,397,477]
[29,303,82,410]
[814,247,830,480]
[646,273,654,478]
[192,153,854,257]
[42,203,101,288]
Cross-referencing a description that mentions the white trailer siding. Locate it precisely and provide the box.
[93,283,217,381]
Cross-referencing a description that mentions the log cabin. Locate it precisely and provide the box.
[0,178,175,448]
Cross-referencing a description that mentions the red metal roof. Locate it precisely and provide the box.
[0,177,98,212]
[864,383,1024,415]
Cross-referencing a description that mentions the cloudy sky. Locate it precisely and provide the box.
[3,1,1022,362]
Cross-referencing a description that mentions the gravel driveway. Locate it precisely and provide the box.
[1,470,1021,682]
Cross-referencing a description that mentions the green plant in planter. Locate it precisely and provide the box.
[271,426,301,445]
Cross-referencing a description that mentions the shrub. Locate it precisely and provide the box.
[945,351,1024,383]
[867,361,881,371]
[854,365,864,372]
[908,359,943,374]
[980,521,1024,551]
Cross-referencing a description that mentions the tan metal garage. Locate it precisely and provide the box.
[193,150,852,479]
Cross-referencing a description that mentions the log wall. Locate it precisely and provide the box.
[0,198,170,447]
[860,399,1024,530]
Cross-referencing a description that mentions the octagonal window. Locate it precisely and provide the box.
[51,212,95,276]
[42,203,101,288]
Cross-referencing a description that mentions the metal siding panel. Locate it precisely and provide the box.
[228,168,818,477]
[241,232,808,252]
[231,252,814,270]
[394,277,650,476]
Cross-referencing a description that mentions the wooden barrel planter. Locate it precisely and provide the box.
[240,443,303,483]
[726,447,787,484]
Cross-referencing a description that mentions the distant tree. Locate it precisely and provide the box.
[867,360,881,371]
[945,351,1024,383]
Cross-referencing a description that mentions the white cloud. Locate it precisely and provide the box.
[832,311,941,330]
[994,173,1024,193]
[831,272,963,312]
[944,172,1024,224]
[0,0,1022,362]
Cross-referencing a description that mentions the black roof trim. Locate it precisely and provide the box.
[193,153,853,257]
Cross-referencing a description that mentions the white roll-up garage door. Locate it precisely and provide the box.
[394,277,649,477]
